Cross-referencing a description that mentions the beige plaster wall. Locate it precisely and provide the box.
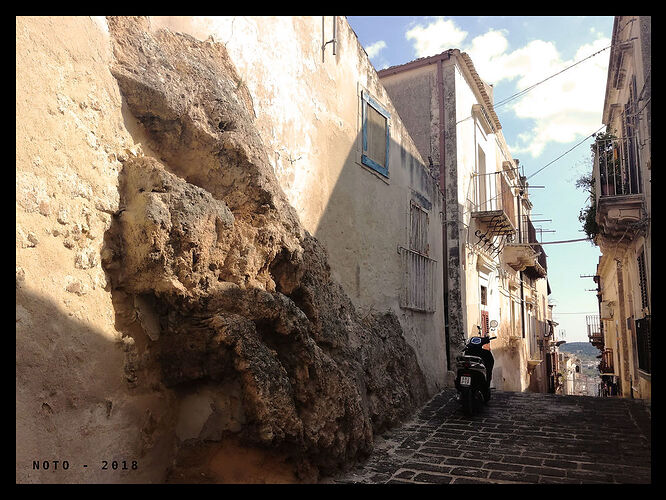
[378,64,438,166]
[16,16,176,483]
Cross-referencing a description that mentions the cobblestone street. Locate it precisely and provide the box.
[323,388,651,484]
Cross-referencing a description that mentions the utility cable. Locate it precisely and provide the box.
[456,42,619,127]
[493,44,613,109]
[552,311,599,315]
[528,237,592,245]
[630,96,651,119]
[457,38,636,128]
[525,125,606,180]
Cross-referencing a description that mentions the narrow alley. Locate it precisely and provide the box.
[16,16,651,485]
[323,389,651,484]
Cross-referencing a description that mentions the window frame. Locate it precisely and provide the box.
[636,246,649,311]
[409,200,429,256]
[361,90,391,178]
[400,199,436,313]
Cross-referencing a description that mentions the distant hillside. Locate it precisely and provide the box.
[559,342,601,357]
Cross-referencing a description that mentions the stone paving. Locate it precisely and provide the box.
[322,388,651,484]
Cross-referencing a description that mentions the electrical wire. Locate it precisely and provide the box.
[454,44,611,126]
[493,44,613,110]
[493,37,637,111]
[553,311,599,315]
[630,96,651,119]
[525,125,606,180]
[616,17,637,37]
[530,237,591,245]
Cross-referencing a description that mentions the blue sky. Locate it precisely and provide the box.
[347,16,614,343]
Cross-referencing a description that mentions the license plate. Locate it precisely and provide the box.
[460,376,471,386]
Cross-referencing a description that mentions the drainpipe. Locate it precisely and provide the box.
[321,16,337,61]
[517,182,526,339]
[437,57,451,370]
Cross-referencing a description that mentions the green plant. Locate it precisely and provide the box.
[593,131,622,196]
[576,171,599,243]
[574,132,621,243]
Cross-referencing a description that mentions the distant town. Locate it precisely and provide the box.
[559,342,602,396]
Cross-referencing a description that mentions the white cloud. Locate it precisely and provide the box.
[471,38,561,87]
[365,40,387,59]
[404,17,611,158]
[405,17,468,58]
[505,37,611,157]
[468,29,509,67]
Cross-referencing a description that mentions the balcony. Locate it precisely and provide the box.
[598,348,615,375]
[586,315,604,350]
[504,216,547,277]
[471,171,516,238]
[593,135,646,242]
[502,243,537,272]
[523,244,547,281]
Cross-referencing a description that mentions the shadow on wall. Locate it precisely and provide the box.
[15,285,178,484]
[310,126,451,393]
[311,130,439,310]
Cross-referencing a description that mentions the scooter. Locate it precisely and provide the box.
[455,321,497,416]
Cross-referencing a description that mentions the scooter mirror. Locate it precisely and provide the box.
[489,320,498,329]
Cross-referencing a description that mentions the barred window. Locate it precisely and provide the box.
[400,201,435,312]
[410,201,429,255]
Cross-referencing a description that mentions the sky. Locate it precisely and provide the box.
[346,16,614,344]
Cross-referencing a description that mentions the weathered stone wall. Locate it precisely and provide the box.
[144,16,449,396]
[16,16,429,483]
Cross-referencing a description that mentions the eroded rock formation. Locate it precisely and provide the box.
[103,16,427,479]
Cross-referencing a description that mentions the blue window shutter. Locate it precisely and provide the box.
[361,90,390,177]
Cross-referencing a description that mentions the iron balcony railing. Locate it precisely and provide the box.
[472,171,516,225]
[518,216,547,278]
[599,348,614,374]
[593,136,643,199]
[586,315,603,347]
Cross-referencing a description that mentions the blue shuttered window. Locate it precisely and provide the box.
[361,90,390,177]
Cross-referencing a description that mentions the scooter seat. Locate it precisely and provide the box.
[456,355,484,364]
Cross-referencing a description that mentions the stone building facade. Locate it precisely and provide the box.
[590,16,651,400]
[378,49,554,393]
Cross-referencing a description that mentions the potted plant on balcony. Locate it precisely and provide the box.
[575,172,600,242]
[593,131,622,196]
